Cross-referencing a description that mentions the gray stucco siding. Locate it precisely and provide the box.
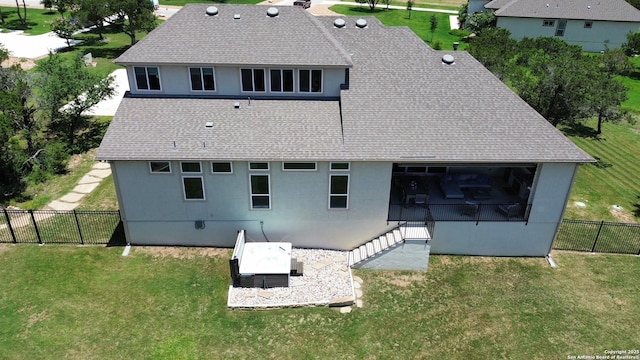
[497,17,639,52]
[112,160,394,249]
[125,65,346,97]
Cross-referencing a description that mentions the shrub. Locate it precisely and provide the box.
[449,29,471,38]
[432,39,443,50]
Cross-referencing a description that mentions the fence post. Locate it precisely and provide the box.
[73,210,84,245]
[29,210,43,245]
[3,208,17,244]
[591,220,604,252]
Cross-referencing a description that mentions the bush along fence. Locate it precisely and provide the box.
[0,209,125,246]
[553,219,640,255]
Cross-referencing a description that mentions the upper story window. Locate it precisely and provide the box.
[211,162,233,173]
[542,19,555,27]
[181,161,202,173]
[248,162,269,171]
[270,69,294,93]
[149,161,171,173]
[299,69,322,93]
[241,69,266,92]
[134,66,161,91]
[330,162,350,171]
[584,21,593,29]
[190,67,215,91]
[283,162,317,171]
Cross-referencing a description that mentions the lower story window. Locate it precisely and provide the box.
[329,174,349,209]
[250,174,270,209]
[183,176,205,200]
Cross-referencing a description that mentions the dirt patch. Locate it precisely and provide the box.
[388,273,426,287]
[1,57,37,71]
[134,246,229,259]
[0,244,13,256]
[67,149,97,171]
[609,207,635,223]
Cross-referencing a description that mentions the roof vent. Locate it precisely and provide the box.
[587,5,591,9]
[545,3,549,6]
[234,102,240,109]
[355,18,367,28]
[234,14,241,20]
[442,54,455,65]
[267,7,279,17]
[205,121,214,128]
[206,6,218,16]
[334,18,346,28]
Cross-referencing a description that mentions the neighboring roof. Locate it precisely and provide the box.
[114,5,353,67]
[98,5,593,163]
[488,0,640,22]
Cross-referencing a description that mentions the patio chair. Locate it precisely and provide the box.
[462,200,479,215]
[414,193,428,207]
[497,203,521,220]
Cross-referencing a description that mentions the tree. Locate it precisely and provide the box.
[34,53,115,150]
[429,14,438,42]
[407,0,413,20]
[50,17,78,47]
[14,0,28,29]
[463,11,495,34]
[365,0,379,11]
[382,0,391,10]
[622,31,640,56]
[467,28,517,80]
[457,3,468,29]
[101,0,156,45]
[74,0,110,40]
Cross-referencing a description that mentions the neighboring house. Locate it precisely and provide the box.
[96,5,592,265]
[481,0,640,52]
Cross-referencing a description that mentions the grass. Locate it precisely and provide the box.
[157,0,262,6]
[9,150,98,210]
[0,7,61,35]
[330,5,466,50]
[561,119,640,223]
[77,175,118,211]
[0,246,638,359]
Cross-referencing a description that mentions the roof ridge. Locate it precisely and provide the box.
[306,13,354,67]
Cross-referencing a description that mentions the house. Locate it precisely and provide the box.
[96,5,593,267]
[480,0,640,52]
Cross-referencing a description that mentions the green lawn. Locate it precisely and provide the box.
[330,5,466,51]
[0,6,61,35]
[561,120,640,223]
[0,246,637,359]
[158,0,262,6]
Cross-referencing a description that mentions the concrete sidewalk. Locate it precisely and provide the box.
[47,162,112,211]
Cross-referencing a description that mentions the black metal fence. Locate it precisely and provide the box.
[0,209,125,245]
[388,203,532,223]
[553,219,640,255]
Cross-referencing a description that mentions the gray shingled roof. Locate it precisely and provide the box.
[489,0,640,22]
[97,6,592,163]
[114,5,353,66]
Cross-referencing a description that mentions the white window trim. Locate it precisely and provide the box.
[182,176,206,201]
[240,68,266,93]
[149,161,172,174]
[180,161,202,174]
[298,69,323,93]
[282,162,317,171]
[248,162,270,171]
[188,67,216,92]
[249,174,271,210]
[269,68,295,93]
[211,161,233,174]
[328,173,349,210]
[134,66,161,91]
[330,162,350,171]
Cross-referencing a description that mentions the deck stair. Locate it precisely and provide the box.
[348,221,431,267]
